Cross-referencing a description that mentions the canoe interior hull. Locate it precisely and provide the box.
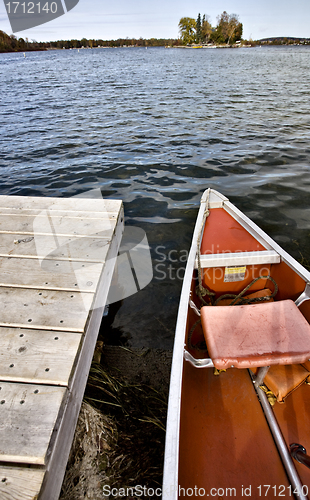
[179,362,310,498]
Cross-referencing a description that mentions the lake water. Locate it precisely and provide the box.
[1,45,310,349]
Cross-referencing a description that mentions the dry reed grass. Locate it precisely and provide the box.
[60,361,167,499]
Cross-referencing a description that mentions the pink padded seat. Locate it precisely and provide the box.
[200,300,310,370]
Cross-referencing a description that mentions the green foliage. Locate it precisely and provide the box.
[178,17,197,45]
[179,11,243,46]
[210,11,243,44]
[235,22,243,42]
[0,30,46,52]
[201,15,212,43]
[196,13,202,44]
[214,10,230,44]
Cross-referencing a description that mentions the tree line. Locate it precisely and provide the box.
[48,37,180,49]
[179,11,243,45]
[0,31,181,52]
[0,30,46,52]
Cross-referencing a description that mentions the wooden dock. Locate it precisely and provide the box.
[0,195,124,500]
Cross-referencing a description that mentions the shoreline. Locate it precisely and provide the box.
[2,44,309,54]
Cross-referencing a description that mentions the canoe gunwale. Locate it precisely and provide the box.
[162,190,211,499]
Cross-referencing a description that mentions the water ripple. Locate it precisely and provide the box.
[1,46,310,347]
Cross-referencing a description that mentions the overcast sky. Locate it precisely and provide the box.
[1,0,310,42]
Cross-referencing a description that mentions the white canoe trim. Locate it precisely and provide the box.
[162,188,310,500]
[195,250,280,268]
[162,190,213,500]
[201,188,228,208]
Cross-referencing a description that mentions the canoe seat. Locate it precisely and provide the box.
[195,250,280,269]
[200,300,310,388]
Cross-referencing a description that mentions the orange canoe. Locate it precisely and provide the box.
[163,189,310,500]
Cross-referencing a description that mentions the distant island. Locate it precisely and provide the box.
[178,11,243,46]
[177,12,310,47]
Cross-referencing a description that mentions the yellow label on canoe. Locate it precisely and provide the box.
[224,266,246,282]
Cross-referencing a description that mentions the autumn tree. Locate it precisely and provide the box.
[201,14,212,43]
[233,19,243,42]
[211,11,243,45]
[178,17,196,45]
[216,10,230,43]
[227,14,243,44]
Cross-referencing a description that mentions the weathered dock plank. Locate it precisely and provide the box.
[0,328,82,385]
[0,233,111,262]
[0,257,103,292]
[0,466,45,500]
[0,195,121,213]
[0,214,115,238]
[0,287,94,332]
[0,382,67,465]
[0,207,119,220]
[0,195,124,500]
